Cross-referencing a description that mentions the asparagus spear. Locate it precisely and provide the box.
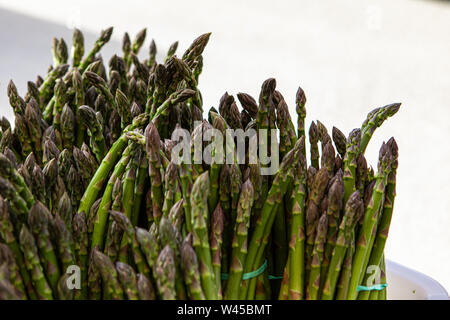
[145,122,164,224]
[131,28,147,55]
[158,217,187,300]
[165,41,179,63]
[156,245,177,300]
[109,210,151,278]
[210,203,225,299]
[53,213,75,273]
[342,129,361,205]
[335,226,356,300]
[360,103,401,154]
[347,143,392,299]
[305,167,329,277]
[181,234,206,300]
[332,126,347,159]
[320,170,344,290]
[0,152,35,208]
[79,27,114,72]
[116,262,139,300]
[91,144,133,250]
[135,227,160,280]
[7,80,25,116]
[132,149,149,226]
[0,196,35,299]
[19,225,53,300]
[87,248,102,300]
[225,180,254,300]
[78,112,149,218]
[358,138,398,299]
[162,160,179,218]
[27,202,61,293]
[191,172,218,299]
[92,247,124,300]
[72,211,89,299]
[137,273,156,300]
[322,191,362,300]
[295,87,307,158]
[71,28,84,67]
[169,199,185,233]
[77,105,107,162]
[241,139,302,299]
[306,213,328,300]
[309,121,319,170]
[0,243,26,299]
[286,149,307,300]
[57,273,73,300]
[0,265,22,300]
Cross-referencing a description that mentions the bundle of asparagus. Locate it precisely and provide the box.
[0,27,400,300]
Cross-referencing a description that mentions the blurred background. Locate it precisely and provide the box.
[0,0,449,292]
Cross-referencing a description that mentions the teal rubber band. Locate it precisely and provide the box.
[221,260,268,281]
[357,283,388,292]
[242,260,268,280]
[268,275,284,280]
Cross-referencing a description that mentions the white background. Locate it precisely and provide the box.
[0,0,449,292]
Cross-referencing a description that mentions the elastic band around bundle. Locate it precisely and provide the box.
[357,283,388,292]
[221,260,268,281]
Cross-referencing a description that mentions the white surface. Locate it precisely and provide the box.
[0,0,449,293]
[387,260,449,300]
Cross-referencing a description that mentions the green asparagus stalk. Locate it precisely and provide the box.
[241,139,302,299]
[116,262,139,300]
[335,228,355,300]
[347,143,392,299]
[109,210,151,278]
[320,170,344,291]
[92,247,124,300]
[360,103,401,154]
[19,225,53,300]
[295,87,307,158]
[321,191,362,300]
[342,129,361,205]
[145,122,164,224]
[156,245,177,300]
[132,149,148,226]
[210,203,225,299]
[306,213,328,300]
[78,105,106,162]
[87,248,102,300]
[137,273,156,300]
[305,167,329,278]
[286,149,307,300]
[57,273,73,300]
[181,234,206,300]
[309,121,319,170]
[0,243,26,299]
[358,138,398,299]
[225,180,254,300]
[91,144,134,250]
[191,172,218,299]
[72,211,88,299]
[79,27,113,72]
[53,213,75,273]
[27,202,61,293]
[0,152,35,208]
